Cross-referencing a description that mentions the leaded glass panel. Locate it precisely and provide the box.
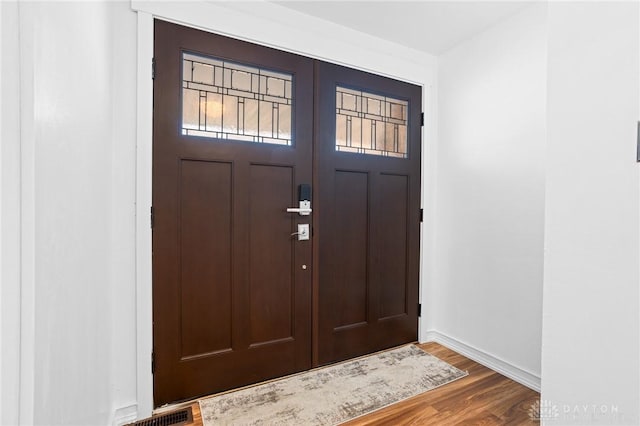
[182,52,293,146]
[335,86,408,158]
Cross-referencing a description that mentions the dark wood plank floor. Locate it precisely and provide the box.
[155,342,539,425]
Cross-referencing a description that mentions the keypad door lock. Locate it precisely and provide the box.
[286,184,312,216]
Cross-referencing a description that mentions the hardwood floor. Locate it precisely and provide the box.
[156,343,539,425]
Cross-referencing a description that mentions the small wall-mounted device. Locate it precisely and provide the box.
[637,121,640,162]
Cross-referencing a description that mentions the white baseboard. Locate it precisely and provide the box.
[113,404,138,426]
[424,330,541,392]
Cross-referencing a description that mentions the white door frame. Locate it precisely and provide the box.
[131,1,438,417]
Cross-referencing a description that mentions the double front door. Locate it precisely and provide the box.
[152,20,422,406]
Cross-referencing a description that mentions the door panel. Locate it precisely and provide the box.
[378,173,409,320]
[333,170,369,329]
[316,62,422,365]
[248,164,294,345]
[153,21,313,406]
[179,159,233,357]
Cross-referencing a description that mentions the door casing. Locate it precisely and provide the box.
[133,3,435,417]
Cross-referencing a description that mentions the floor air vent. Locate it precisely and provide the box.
[128,407,193,426]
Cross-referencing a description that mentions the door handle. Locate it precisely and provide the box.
[286,200,312,216]
[290,224,310,240]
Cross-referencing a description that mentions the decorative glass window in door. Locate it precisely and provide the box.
[182,52,293,145]
[335,86,408,158]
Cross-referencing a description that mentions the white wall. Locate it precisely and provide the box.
[541,2,639,424]
[0,2,139,424]
[433,4,547,389]
[1,1,24,425]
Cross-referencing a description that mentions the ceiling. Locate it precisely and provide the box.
[273,1,534,55]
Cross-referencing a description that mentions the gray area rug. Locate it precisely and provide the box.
[199,344,468,425]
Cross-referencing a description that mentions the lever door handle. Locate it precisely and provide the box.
[291,224,310,240]
[286,207,312,215]
[286,200,312,216]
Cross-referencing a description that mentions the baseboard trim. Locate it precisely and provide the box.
[424,330,541,392]
[113,404,138,426]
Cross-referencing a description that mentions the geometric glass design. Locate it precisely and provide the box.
[335,86,408,158]
[182,52,293,146]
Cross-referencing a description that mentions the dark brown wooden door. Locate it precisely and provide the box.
[153,21,314,406]
[315,62,422,365]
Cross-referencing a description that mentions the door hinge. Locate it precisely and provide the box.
[419,208,424,223]
[152,57,156,80]
[417,303,422,317]
[420,112,424,127]
[151,351,155,374]
[150,206,155,229]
